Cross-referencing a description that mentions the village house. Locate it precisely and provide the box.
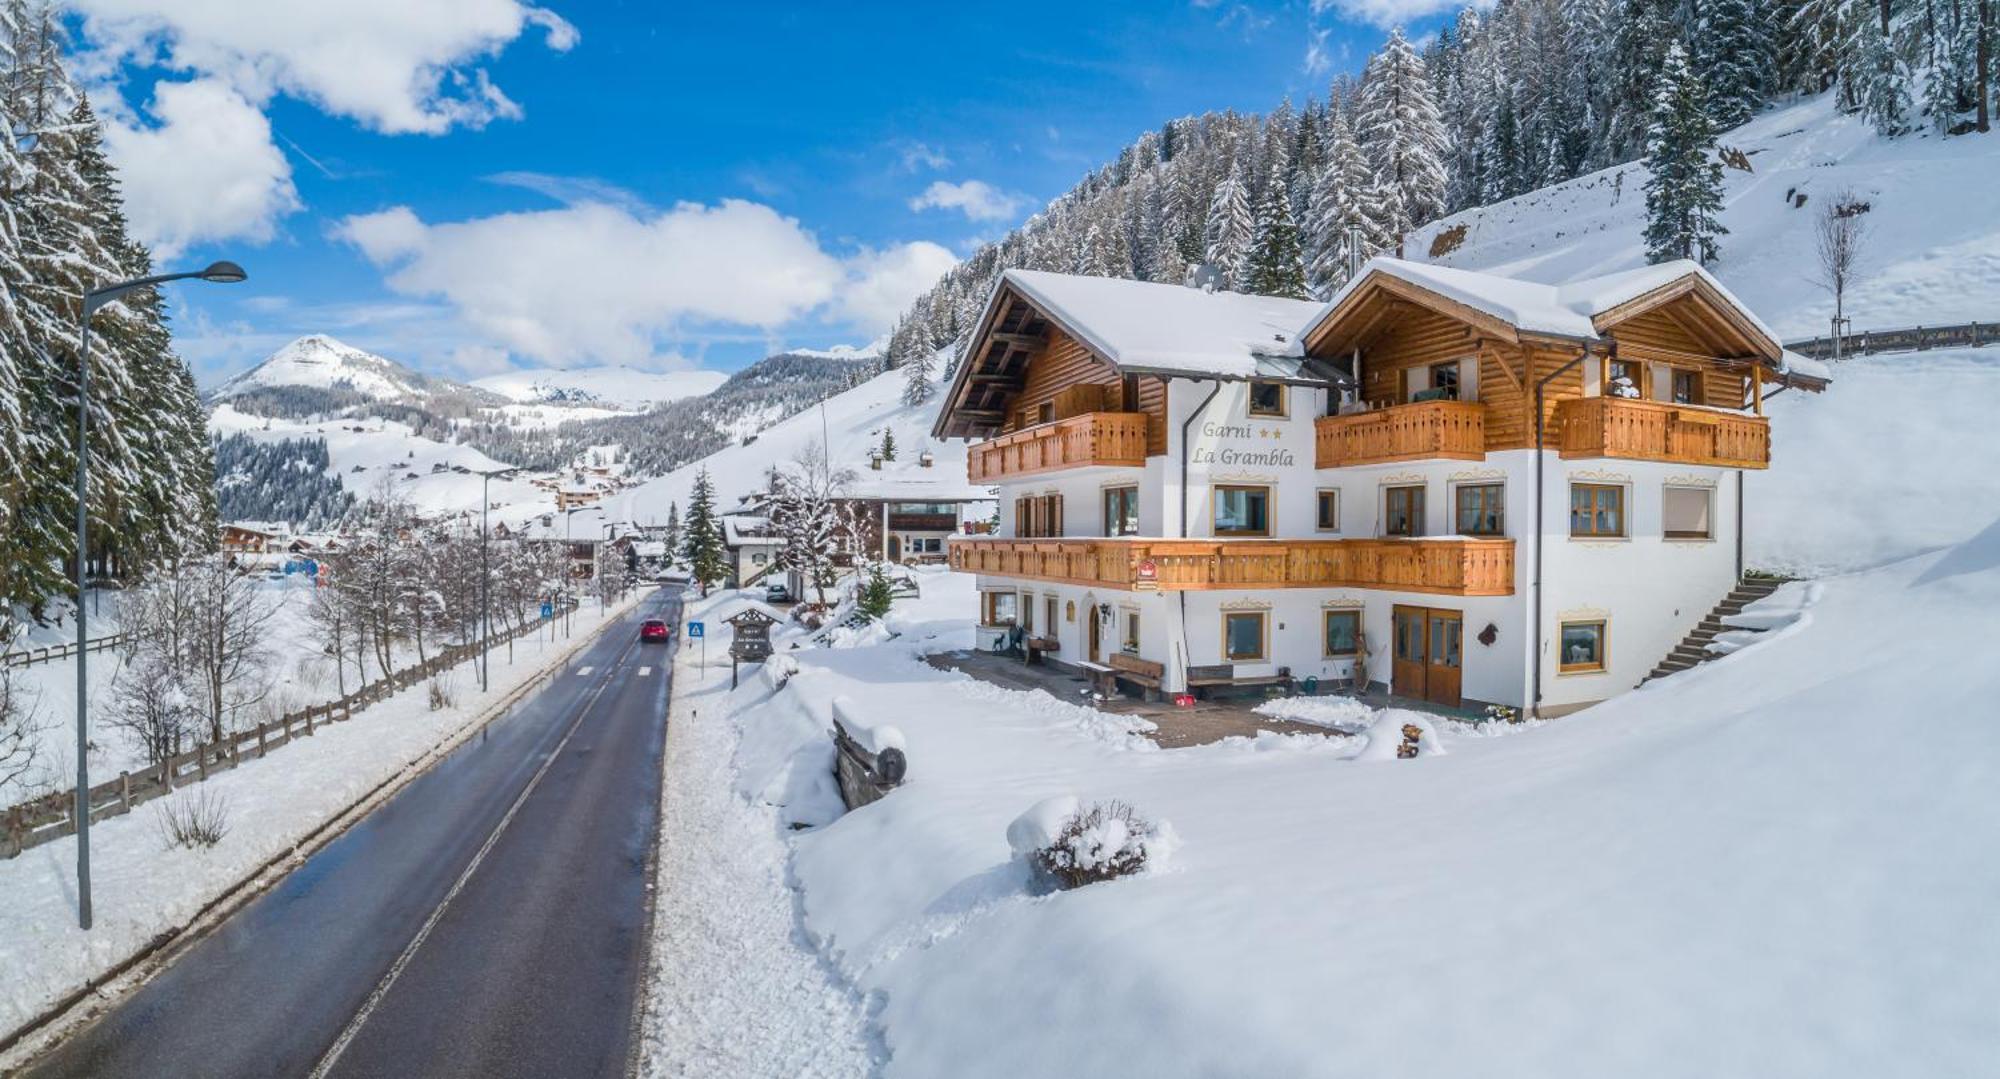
[933,260,1826,717]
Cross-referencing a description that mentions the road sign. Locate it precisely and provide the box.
[541,600,554,619]
[687,621,704,639]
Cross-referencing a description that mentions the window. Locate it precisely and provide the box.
[1570,483,1625,538]
[1323,610,1360,657]
[1672,369,1698,405]
[1663,485,1714,540]
[1223,611,1267,661]
[1456,483,1504,536]
[1121,610,1140,654]
[1559,620,1607,673]
[1044,596,1060,638]
[1020,593,1035,633]
[1429,361,1460,399]
[1035,402,1054,424]
[1213,485,1271,536]
[1607,359,1640,398]
[1315,489,1340,532]
[1385,485,1426,537]
[751,553,768,565]
[1248,380,1286,417]
[1103,486,1140,536]
[981,592,1017,626]
[1017,493,1065,538]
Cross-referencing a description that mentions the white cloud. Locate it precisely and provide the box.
[898,142,952,171]
[1310,0,1486,30]
[71,0,576,135]
[100,77,300,258]
[908,179,1027,223]
[1304,28,1332,76]
[839,242,960,335]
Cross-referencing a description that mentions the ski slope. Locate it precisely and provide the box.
[1411,92,2000,339]
[472,366,726,410]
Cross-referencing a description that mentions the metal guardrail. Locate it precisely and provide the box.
[1784,320,2000,359]
[1,633,131,670]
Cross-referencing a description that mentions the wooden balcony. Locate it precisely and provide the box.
[1555,396,1769,469]
[967,411,1149,482]
[1314,400,1487,468]
[948,536,1515,596]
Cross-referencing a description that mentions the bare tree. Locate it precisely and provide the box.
[107,650,199,766]
[0,665,41,792]
[182,553,279,743]
[773,444,857,607]
[1813,190,1870,339]
[307,578,352,698]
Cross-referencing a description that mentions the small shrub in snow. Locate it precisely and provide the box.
[1035,800,1175,890]
[427,677,455,712]
[158,788,231,850]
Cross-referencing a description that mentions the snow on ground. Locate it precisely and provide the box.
[0,591,648,1050]
[473,366,725,410]
[671,537,1999,1077]
[1410,92,2000,339]
[209,335,443,403]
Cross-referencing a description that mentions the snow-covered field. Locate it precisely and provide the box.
[473,365,726,410]
[0,591,648,1054]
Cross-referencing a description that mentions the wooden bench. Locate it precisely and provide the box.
[1075,659,1116,698]
[1186,664,1292,698]
[1107,653,1165,701]
[1024,635,1060,664]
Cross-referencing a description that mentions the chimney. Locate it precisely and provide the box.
[919,450,935,469]
[1345,223,1365,282]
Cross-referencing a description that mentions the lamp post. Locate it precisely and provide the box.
[73,260,245,931]
[474,467,519,693]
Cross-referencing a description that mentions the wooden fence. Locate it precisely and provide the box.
[2,632,131,670]
[1784,320,2000,360]
[0,605,572,860]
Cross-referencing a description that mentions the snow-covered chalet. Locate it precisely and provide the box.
[932,258,1827,716]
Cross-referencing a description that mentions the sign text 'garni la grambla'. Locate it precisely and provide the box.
[1191,420,1296,468]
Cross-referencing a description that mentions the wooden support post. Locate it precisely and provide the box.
[1751,369,1764,415]
[119,771,131,811]
[258,721,268,758]
[305,706,316,736]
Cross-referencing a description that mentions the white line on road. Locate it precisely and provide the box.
[576,666,594,676]
[308,634,638,1079]
[639,666,652,677]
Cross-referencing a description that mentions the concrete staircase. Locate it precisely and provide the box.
[1644,577,1785,683]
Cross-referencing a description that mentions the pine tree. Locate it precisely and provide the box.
[1853,5,1915,134]
[1305,112,1378,297]
[900,340,936,407]
[880,427,898,461]
[1201,159,1254,287]
[1698,0,1768,128]
[662,501,682,565]
[1644,44,1731,264]
[1242,155,1309,299]
[680,469,727,596]
[1604,0,1671,161]
[1355,28,1451,251]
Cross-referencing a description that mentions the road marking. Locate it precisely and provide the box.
[308,634,638,1079]
[576,665,594,676]
[638,666,652,677]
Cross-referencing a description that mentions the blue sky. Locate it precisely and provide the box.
[70,1,1453,386]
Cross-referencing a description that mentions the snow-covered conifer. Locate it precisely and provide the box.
[1643,44,1730,264]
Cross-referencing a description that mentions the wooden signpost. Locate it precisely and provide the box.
[726,608,778,688]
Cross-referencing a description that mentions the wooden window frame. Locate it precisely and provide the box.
[1429,360,1461,400]
[1569,482,1627,538]
[1662,484,1714,541]
[1322,609,1360,658]
[981,591,1017,626]
[1121,609,1141,654]
[1384,484,1426,538]
[1044,595,1060,639]
[1222,610,1269,662]
[1315,488,1340,532]
[1455,482,1505,536]
[1558,619,1608,674]
[1671,368,1698,405]
[1103,485,1140,537]
[1212,484,1273,537]
[1247,380,1288,418]
[1020,592,1035,633]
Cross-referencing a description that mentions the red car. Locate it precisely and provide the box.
[640,619,671,643]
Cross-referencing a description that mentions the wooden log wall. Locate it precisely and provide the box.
[1001,329,1168,456]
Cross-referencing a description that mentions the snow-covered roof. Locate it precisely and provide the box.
[1002,269,1325,379]
[723,515,780,546]
[1778,349,1834,385]
[1311,257,1782,355]
[841,463,993,503]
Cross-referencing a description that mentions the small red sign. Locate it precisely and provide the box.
[1136,558,1157,581]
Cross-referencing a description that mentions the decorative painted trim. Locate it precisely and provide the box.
[1210,472,1280,484]
[1377,472,1428,486]
[1663,475,1718,489]
[1568,468,1633,484]
[1320,597,1365,610]
[1447,467,1507,482]
[1557,606,1611,620]
[1219,598,1273,611]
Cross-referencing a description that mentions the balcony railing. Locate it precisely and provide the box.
[1555,396,1769,469]
[967,411,1149,482]
[948,536,1515,596]
[1314,400,1487,468]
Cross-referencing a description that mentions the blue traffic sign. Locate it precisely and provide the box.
[687,621,704,639]
[541,601,554,619]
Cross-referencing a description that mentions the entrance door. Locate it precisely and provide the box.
[1087,606,1102,663]
[887,536,903,562]
[1391,605,1463,707]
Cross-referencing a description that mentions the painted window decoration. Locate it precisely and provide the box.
[1248,380,1286,417]
[1663,485,1713,540]
[1121,611,1141,654]
[1559,620,1607,673]
[1316,489,1339,532]
[1323,610,1360,657]
[1456,483,1504,536]
[1672,368,1698,405]
[1569,483,1625,538]
[1224,611,1266,662]
[1214,485,1271,536]
[1385,484,1426,537]
[1103,485,1140,536]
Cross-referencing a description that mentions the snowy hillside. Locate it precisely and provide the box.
[210,335,498,407]
[1409,93,2000,339]
[609,360,985,525]
[472,366,727,410]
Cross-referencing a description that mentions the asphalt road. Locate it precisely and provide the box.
[25,591,682,1079]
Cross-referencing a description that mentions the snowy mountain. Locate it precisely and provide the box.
[472,366,727,410]
[209,335,505,412]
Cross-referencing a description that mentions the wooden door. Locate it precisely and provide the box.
[1088,607,1102,663]
[1425,610,1463,707]
[1392,605,1428,700]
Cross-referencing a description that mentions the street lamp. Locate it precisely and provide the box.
[74,260,246,931]
[474,467,519,693]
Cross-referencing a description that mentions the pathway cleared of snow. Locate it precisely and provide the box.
[639,634,878,1078]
